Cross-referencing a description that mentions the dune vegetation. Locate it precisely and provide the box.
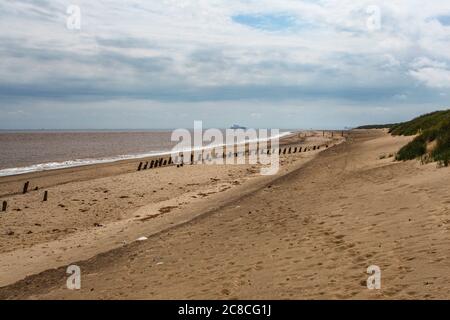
[356,124,397,129]
[389,110,450,166]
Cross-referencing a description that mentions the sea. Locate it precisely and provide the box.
[0,129,293,177]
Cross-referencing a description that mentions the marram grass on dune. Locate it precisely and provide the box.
[391,109,450,166]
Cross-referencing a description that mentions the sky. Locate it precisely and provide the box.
[0,0,450,129]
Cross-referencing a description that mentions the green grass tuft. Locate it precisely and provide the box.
[389,110,450,136]
[395,136,426,161]
[390,109,450,165]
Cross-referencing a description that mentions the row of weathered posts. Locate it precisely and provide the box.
[137,157,174,171]
[1,140,337,213]
[1,181,49,213]
[136,144,329,171]
[323,131,345,137]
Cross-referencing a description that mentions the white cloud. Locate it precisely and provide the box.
[411,57,448,69]
[409,56,450,88]
[409,67,450,88]
[1,0,450,128]
[393,93,408,100]
[2,1,450,88]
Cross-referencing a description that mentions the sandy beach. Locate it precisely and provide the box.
[1,129,450,299]
[0,132,336,289]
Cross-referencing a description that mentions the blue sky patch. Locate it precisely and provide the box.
[232,13,297,31]
[436,15,450,26]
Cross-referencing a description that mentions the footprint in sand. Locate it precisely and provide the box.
[158,206,178,214]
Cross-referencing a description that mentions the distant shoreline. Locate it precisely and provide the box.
[0,130,295,177]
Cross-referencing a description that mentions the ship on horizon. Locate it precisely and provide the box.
[230,124,247,130]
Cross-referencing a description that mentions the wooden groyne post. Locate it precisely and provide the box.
[23,181,30,194]
[2,201,7,212]
[137,162,142,171]
[43,191,48,202]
